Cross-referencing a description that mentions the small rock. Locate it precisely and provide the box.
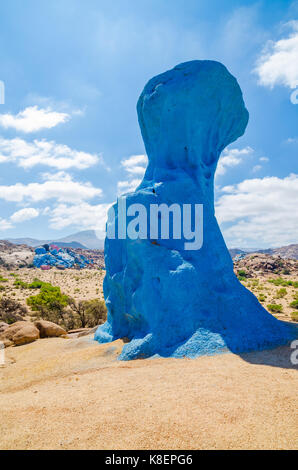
[34,320,66,338]
[0,321,39,347]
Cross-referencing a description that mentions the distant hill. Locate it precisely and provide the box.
[50,241,87,249]
[56,230,104,249]
[261,244,298,260]
[5,230,104,250]
[229,244,298,260]
[228,248,247,259]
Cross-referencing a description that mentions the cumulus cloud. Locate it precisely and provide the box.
[216,174,298,247]
[0,106,70,133]
[117,178,142,195]
[0,137,102,170]
[0,218,13,231]
[10,207,39,223]
[121,154,148,176]
[254,21,298,89]
[0,175,102,203]
[117,154,147,195]
[216,147,253,176]
[49,202,110,238]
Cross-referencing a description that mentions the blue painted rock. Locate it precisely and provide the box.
[95,60,296,360]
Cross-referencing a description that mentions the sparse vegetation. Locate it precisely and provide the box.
[0,297,27,324]
[267,303,283,313]
[289,299,298,309]
[67,298,107,328]
[268,278,298,288]
[25,279,106,329]
[237,269,248,281]
[258,293,266,303]
[275,287,287,299]
[290,311,298,322]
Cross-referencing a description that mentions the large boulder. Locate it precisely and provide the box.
[95,60,297,360]
[34,320,66,338]
[0,321,39,347]
[0,321,9,334]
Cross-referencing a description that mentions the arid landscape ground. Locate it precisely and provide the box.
[0,247,297,450]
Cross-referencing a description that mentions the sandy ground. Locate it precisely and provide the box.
[0,267,105,305]
[0,334,297,450]
[240,274,298,322]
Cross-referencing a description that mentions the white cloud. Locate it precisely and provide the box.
[216,147,253,176]
[259,157,269,162]
[10,207,39,223]
[121,154,148,176]
[216,174,298,247]
[286,137,298,144]
[117,178,142,195]
[0,175,102,203]
[0,218,13,231]
[0,137,102,170]
[40,171,72,182]
[117,154,147,195]
[0,106,70,133]
[252,165,262,173]
[255,21,298,89]
[49,202,110,238]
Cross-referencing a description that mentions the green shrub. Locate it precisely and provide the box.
[14,279,29,289]
[0,276,8,282]
[237,269,248,279]
[267,303,283,313]
[291,311,298,322]
[268,278,298,288]
[289,300,298,310]
[27,283,69,312]
[27,282,70,327]
[258,293,266,303]
[28,279,44,289]
[276,287,287,299]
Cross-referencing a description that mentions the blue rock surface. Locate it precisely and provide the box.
[95,60,296,360]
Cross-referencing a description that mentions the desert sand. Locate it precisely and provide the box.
[0,333,297,450]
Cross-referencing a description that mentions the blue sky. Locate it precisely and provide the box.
[0,0,297,248]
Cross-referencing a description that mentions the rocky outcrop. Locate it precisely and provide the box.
[34,320,66,338]
[234,254,298,277]
[0,321,9,334]
[95,60,296,360]
[0,321,39,347]
[0,241,34,269]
